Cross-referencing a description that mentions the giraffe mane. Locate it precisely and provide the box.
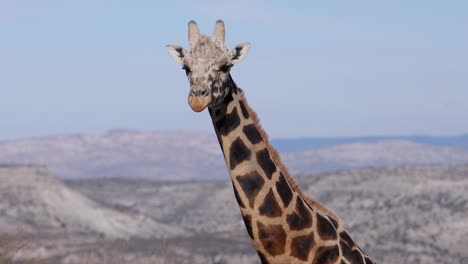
[237,89,341,222]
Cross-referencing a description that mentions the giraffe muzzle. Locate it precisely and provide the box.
[188,94,212,112]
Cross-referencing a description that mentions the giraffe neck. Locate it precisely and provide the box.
[207,75,375,264]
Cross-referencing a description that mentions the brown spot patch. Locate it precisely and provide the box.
[276,172,293,207]
[239,100,250,119]
[341,231,371,263]
[242,214,254,239]
[340,239,365,264]
[229,137,251,170]
[328,216,339,229]
[316,214,338,240]
[256,148,276,179]
[243,124,263,145]
[258,188,282,217]
[353,251,366,264]
[257,222,286,256]
[286,197,313,231]
[290,234,315,261]
[340,231,355,248]
[213,108,223,118]
[340,231,372,263]
[312,245,339,264]
[365,256,375,264]
[258,251,268,264]
[236,171,265,208]
[215,107,240,136]
[232,181,245,208]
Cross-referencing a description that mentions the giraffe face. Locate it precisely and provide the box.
[166,20,251,112]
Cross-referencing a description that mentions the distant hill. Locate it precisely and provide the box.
[1,130,468,180]
[271,134,468,152]
[0,130,226,180]
[281,139,468,174]
[0,165,185,240]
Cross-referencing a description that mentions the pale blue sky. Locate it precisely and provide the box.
[1,1,467,140]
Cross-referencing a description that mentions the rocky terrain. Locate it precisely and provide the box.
[1,130,468,180]
[1,164,467,263]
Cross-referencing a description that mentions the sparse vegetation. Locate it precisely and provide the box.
[0,233,29,264]
[1,164,467,263]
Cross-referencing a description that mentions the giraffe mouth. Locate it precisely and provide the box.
[188,95,212,112]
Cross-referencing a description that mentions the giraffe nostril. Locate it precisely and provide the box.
[190,88,209,97]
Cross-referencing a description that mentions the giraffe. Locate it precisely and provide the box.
[166,20,375,264]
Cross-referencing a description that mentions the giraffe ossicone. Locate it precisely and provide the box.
[166,20,375,264]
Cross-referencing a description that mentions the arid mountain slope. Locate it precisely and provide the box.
[1,131,468,180]
[1,164,467,263]
[0,165,185,240]
[68,165,468,264]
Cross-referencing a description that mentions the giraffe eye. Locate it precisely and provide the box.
[218,64,231,73]
[182,65,191,75]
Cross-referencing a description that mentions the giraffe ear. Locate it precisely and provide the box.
[230,43,251,64]
[165,45,187,64]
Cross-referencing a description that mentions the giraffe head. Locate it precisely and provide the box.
[166,20,251,112]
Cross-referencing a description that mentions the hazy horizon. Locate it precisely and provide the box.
[0,127,467,143]
[1,1,467,140]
